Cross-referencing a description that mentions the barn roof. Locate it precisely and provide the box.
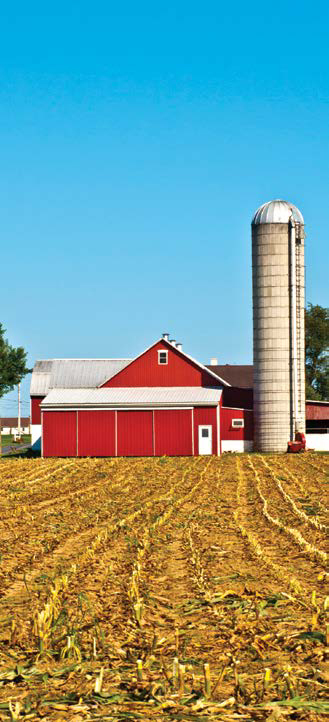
[221,387,253,409]
[206,364,253,388]
[30,359,132,395]
[41,386,222,408]
[0,417,30,427]
[207,365,328,409]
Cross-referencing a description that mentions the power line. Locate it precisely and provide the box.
[0,399,30,405]
[0,399,30,404]
[0,395,30,402]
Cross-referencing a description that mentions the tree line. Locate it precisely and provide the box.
[305,304,329,400]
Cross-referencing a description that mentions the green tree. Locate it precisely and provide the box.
[0,323,30,398]
[305,304,329,400]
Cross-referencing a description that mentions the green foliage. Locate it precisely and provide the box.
[305,304,329,400]
[0,323,30,398]
[305,381,321,400]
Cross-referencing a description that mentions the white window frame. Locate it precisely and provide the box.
[158,349,168,365]
[232,418,244,428]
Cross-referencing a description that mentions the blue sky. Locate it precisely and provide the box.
[1,0,328,414]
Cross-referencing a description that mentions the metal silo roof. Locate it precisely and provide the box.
[252,199,304,225]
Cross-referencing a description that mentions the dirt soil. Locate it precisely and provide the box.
[0,453,328,721]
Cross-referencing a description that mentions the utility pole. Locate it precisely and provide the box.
[18,383,21,440]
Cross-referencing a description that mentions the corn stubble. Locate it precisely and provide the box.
[0,452,328,720]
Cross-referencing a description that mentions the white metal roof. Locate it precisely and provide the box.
[41,386,222,408]
[252,200,304,225]
[31,371,52,395]
[30,359,132,395]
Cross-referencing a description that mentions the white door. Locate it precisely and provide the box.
[198,425,212,455]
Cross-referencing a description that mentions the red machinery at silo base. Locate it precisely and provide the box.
[287,432,306,453]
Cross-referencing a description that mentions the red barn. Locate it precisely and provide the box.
[31,335,229,457]
[31,337,329,456]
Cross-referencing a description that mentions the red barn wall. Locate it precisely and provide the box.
[306,403,329,421]
[41,406,221,457]
[222,387,253,410]
[154,409,193,456]
[117,411,153,456]
[221,407,253,440]
[78,410,115,457]
[102,341,220,388]
[193,407,218,455]
[31,396,45,424]
[43,411,77,457]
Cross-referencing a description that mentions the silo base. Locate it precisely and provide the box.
[253,441,289,453]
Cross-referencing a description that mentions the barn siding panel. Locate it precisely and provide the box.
[102,341,220,388]
[78,411,115,456]
[31,396,44,424]
[117,411,153,456]
[306,403,329,421]
[154,409,192,456]
[43,411,77,457]
[193,407,218,455]
[221,407,254,440]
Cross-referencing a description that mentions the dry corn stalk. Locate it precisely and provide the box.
[248,457,327,566]
[259,456,329,532]
[235,458,303,595]
[203,662,211,698]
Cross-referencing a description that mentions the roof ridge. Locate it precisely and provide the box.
[34,358,132,362]
[44,385,223,391]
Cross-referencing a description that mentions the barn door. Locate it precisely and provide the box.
[198,425,212,455]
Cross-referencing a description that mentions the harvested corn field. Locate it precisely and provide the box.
[0,454,328,721]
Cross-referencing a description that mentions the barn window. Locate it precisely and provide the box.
[202,429,209,437]
[158,350,168,365]
[232,418,244,428]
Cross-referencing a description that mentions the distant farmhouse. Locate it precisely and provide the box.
[1,417,30,435]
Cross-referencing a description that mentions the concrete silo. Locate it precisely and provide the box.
[252,200,305,452]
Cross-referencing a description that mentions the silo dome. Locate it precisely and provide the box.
[252,199,304,225]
